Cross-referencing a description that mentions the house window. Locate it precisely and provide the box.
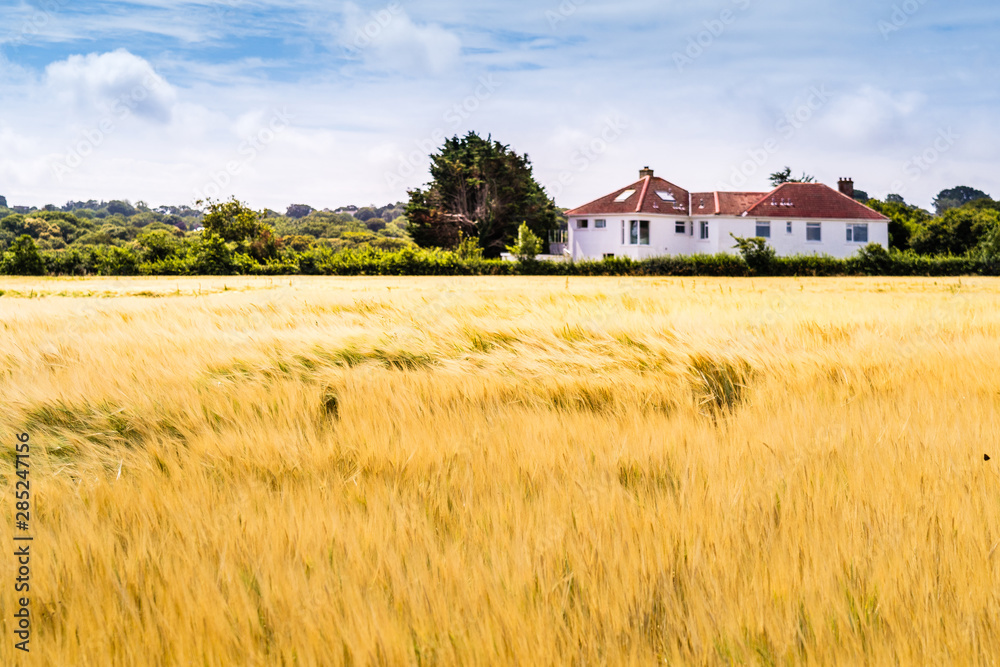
[756,221,771,238]
[603,253,615,260]
[847,223,868,243]
[628,220,650,245]
[577,219,588,229]
[595,219,607,229]
[675,220,686,235]
[806,222,822,242]
[700,221,709,240]
[786,221,793,234]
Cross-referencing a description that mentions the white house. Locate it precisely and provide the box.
[564,168,889,260]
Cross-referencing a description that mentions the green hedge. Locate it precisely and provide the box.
[3,239,1000,278]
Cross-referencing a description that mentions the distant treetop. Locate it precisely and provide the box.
[933,186,991,215]
[769,167,816,187]
[286,204,314,219]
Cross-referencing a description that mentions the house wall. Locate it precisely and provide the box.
[723,218,890,258]
[568,216,888,260]
[569,215,701,260]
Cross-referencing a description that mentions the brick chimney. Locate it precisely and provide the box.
[639,166,654,179]
[838,178,854,198]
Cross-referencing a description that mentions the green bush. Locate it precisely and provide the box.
[730,235,774,274]
[506,222,543,261]
[846,243,891,275]
[45,247,99,276]
[193,235,236,275]
[97,245,140,276]
[2,235,46,275]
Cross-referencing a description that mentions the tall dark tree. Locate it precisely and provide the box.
[286,204,314,219]
[0,195,8,208]
[355,207,377,222]
[768,167,816,188]
[405,133,559,257]
[933,186,990,215]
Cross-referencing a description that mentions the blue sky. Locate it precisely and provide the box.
[0,0,997,212]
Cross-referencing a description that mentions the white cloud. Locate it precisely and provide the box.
[820,86,926,145]
[0,1,996,213]
[45,49,177,123]
[340,3,461,75]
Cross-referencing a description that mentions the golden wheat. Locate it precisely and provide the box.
[1,275,998,666]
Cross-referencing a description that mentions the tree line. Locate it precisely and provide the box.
[0,197,411,275]
[1,132,997,275]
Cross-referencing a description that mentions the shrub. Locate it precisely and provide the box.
[730,235,775,274]
[507,222,543,261]
[847,243,892,275]
[138,229,183,263]
[455,232,484,260]
[193,235,236,275]
[98,245,141,276]
[2,235,46,275]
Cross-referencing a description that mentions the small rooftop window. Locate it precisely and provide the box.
[656,191,676,202]
[614,189,636,203]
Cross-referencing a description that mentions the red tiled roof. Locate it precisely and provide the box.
[566,176,888,221]
[690,192,768,216]
[565,176,690,217]
[743,183,888,220]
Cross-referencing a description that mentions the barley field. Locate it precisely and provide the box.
[0,275,998,666]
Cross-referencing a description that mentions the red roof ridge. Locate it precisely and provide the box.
[635,175,652,213]
[714,191,720,214]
